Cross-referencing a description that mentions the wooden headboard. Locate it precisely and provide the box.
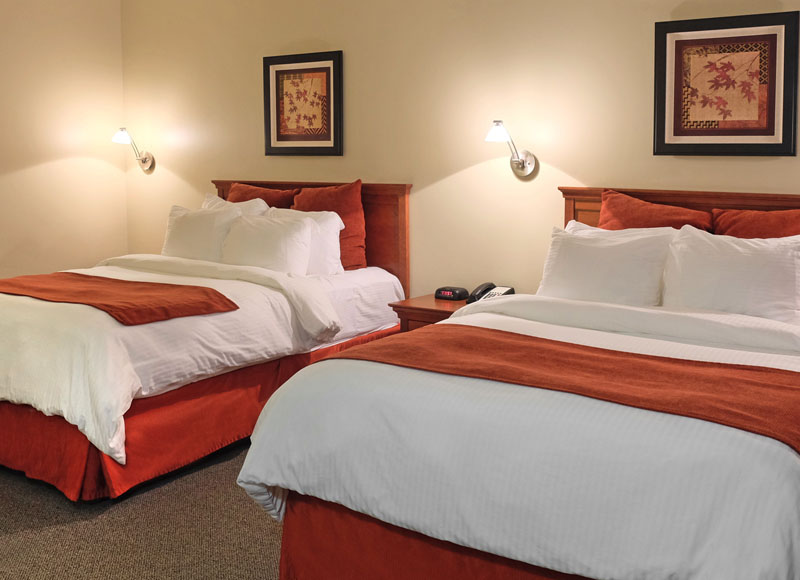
[560,187,800,226]
[212,180,411,297]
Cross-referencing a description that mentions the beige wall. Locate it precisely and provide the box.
[10,0,794,294]
[120,0,800,296]
[0,0,127,278]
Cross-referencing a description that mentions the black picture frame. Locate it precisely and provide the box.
[654,11,798,156]
[263,50,343,156]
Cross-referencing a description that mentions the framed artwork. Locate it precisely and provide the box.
[654,11,798,156]
[263,50,343,156]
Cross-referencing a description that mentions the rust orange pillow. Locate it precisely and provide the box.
[598,190,712,231]
[228,183,298,209]
[292,180,366,270]
[712,208,800,238]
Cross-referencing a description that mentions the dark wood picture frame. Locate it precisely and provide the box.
[263,50,343,156]
[654,11,798,156]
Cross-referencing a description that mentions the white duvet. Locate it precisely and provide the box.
[239,294,800,580]
[0,255,402,464]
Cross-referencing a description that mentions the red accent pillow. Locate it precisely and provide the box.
[712,208,800,238]
[292,180,366,270]
[227,182,298,208]
[598,190,712,231]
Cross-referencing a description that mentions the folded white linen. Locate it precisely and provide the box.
[311,266,403,345]
[0,255,344,464]
[452,293,800,355]
[99,254,341,342]
[239,295,800,580]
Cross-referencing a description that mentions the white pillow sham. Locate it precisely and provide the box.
[202,192,267,216]
[565,220,677,239]
[221,214,314,275]
[537,227,674,307]
[161,205,240,262]
[662,225,800,324]
[266,207,345,275]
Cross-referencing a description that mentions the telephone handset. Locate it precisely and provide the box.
[466,282,515,304]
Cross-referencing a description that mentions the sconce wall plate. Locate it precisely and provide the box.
[137,151,155,172]
[510,150,536,177]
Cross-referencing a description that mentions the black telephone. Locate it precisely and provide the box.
[467,282,515,304]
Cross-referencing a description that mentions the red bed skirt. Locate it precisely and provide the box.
[0,326,398,501]
[281,492,593,580]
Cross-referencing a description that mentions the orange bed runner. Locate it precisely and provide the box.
[0,272,238,325]
[333,324,800,454]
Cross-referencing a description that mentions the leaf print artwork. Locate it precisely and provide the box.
[655,12,795,156]
[686,51,760,122]
[276,68,331,141]
[668,31,779,141]
[264,50,342,155]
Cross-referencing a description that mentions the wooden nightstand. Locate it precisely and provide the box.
[389,294,468,332]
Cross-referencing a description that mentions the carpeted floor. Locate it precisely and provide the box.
[0,442,281,580]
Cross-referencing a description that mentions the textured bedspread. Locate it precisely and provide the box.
[239,295,800,580]
[0,254,343,464]
[333,323,800,456]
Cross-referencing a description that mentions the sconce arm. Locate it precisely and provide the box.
[506,138,522,164]
[128,137,143,160]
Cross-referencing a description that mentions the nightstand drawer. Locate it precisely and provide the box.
[406,319,430,332]
[389,294,467,332]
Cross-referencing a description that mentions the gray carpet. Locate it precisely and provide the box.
[0,442,281,580]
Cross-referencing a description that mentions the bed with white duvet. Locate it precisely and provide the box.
[0,179,410,500]
[239,206,800,580]
[239,295,800,579]
[0,254,401,464]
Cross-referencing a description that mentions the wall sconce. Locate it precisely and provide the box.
[112,128,155,172]
[485,120,536,178]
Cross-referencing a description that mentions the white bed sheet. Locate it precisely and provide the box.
[310,266,403,347]
[238,294,800,580]
[0,255,402,464]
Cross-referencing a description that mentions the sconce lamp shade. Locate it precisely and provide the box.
[111,128,132,145]
[485,120,511,143]
[112,127,155,173]
[485,119,536,178]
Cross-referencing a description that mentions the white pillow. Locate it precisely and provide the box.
[161,205,240,262]
[662,225,800,323]
[565,220,677,239]
[202,192,267,216]
[537,227,674,306]
[221,215,314,275]
[266,207,345,275]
